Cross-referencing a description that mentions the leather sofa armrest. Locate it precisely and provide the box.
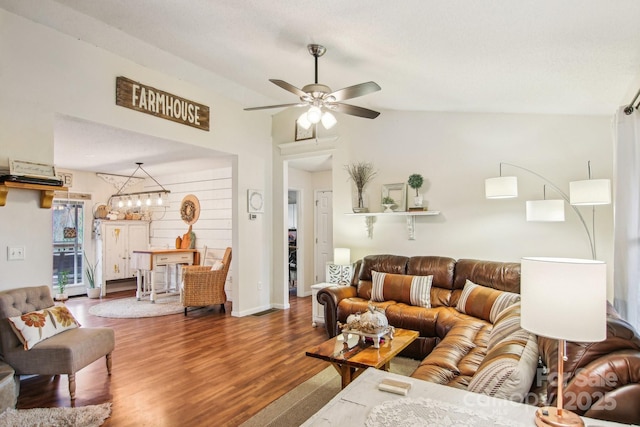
[561,349,640,424]
[317,285,357,338]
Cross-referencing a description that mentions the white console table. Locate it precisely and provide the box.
[131,249,197,302]
[301,368,628,427]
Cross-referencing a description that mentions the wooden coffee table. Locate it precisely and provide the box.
[305,328,419,389]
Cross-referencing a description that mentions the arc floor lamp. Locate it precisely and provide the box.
[485,162,611,260]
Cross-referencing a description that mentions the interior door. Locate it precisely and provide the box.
[315,190,333,283]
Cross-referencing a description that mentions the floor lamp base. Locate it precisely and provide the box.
[535,406,584,427]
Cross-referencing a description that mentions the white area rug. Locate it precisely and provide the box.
[89,296,183,318]
[0,403,111,427]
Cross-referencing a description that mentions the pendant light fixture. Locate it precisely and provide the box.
[107,162,170,209]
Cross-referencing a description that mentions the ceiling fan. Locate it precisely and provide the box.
[244,44,381,129]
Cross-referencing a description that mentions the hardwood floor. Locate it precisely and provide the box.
[16,290,329,426]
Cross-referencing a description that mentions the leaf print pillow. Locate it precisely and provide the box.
[8,306,80,350]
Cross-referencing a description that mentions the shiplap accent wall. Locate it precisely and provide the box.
[144,166,233,297]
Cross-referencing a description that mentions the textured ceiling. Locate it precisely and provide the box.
[4,0,640,174]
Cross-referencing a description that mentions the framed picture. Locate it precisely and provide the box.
[381,183,407,212]
[247,189,264,213]
[295,122,316,141]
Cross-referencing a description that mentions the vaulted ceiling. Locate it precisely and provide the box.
[4,0,640,174]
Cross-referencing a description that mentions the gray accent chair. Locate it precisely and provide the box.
[0,286,115,401]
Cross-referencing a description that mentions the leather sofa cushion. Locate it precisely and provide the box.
[385,304,443,337]
[412,318,491,387]
[456,279,520,323]
[371,271,433,307]
[357,255,409,299]
[539,307,640,404]
[451,259,521,307]
[407,256,456,290]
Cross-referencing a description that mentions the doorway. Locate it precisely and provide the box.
[288,189,300,296]
[285,154,333,304]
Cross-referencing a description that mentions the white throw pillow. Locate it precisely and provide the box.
[210,260,224,271]
[9,306,80,350]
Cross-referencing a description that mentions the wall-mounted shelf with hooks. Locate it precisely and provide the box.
[345,210,441,240]
[0,181,69,209]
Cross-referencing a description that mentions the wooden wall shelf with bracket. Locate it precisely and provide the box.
[345,210,440,240]
[0,181,69,209]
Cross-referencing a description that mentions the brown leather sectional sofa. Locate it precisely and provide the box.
[317,254,640,425]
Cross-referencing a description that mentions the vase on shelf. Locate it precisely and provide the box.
[382,204,394,213]
[413,195,423,207]
[352,186,370,213]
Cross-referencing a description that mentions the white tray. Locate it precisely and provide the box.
[341,326,395,348]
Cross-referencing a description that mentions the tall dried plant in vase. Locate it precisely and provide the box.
[345,162,377,213]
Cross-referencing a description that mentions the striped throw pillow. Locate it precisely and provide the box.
[488,302,523,350]
[371,270,433,307]
[468,323,539,402]
[456,280,520,323]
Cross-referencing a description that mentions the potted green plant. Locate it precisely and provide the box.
[381,196,395,213]
[56,270,69,301]
[408,173,425,207]
[84,252,101,299]
[345,162,377,213]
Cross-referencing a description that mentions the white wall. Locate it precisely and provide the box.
[0,9,272,315]
[273,108,615,296]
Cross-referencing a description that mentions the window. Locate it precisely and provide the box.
[52,200,85,287]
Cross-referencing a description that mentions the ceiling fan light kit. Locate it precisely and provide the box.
[245,44,381,131]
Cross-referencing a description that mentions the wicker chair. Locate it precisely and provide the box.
[181,247,231,316]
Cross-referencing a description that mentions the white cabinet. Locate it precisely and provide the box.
[95,220,150,294]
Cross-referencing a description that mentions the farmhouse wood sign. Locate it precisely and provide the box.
[116,76,210,131]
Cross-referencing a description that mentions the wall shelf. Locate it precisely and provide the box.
[345,210,440,240]
[0,181,68,209]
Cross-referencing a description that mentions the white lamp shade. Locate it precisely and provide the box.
[297,112,312,130]
[526,200,565,222]
[485,176,518,198]
[333,248,351,266]
[520,257,606,342]
[306,106,322,124]
[321,111,337,129]
[569,179,611,205]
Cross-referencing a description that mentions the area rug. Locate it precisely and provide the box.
[0,402,111,427]
[89,296,183,318]
[239,357,419,427]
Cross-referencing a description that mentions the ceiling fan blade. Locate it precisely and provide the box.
[244,103,305,111]
[332,103,380,119]
[329,81,381,102]
[269,79,308,98]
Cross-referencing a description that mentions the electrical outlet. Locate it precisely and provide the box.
[7,246,25,261]
[257,281,262,290]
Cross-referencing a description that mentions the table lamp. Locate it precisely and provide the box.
[520,257,606,427]
[328,248,352,285]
